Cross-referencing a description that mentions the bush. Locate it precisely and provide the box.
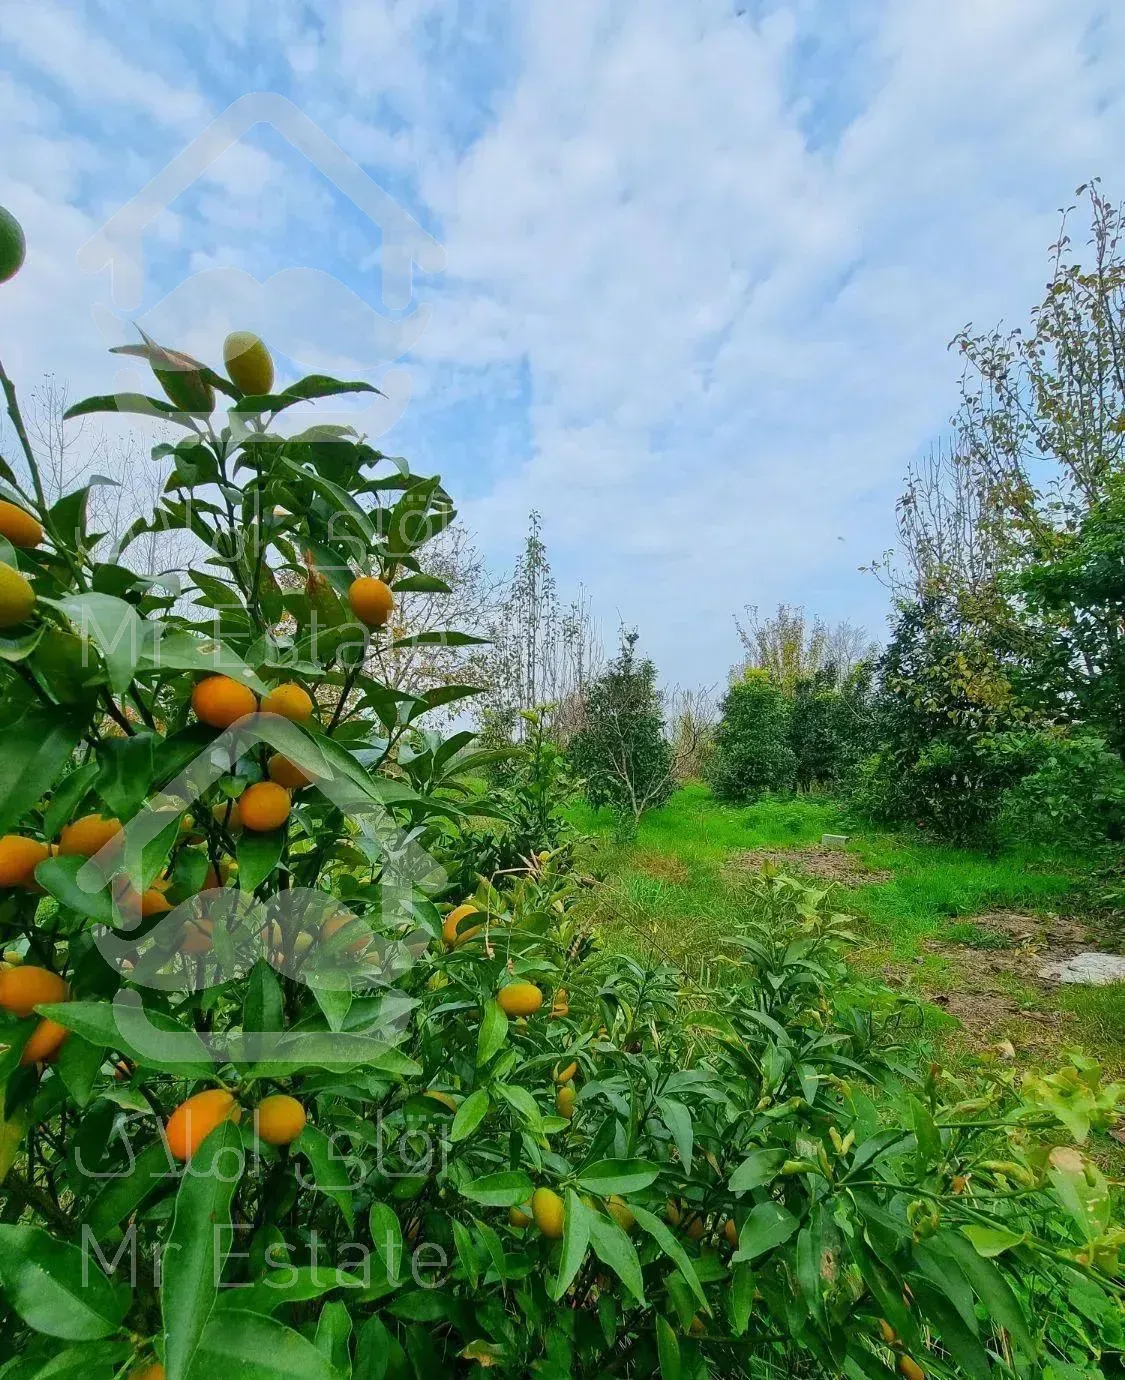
[707,669,796,801]
[999,731,1125,849]
[568,630,673,827]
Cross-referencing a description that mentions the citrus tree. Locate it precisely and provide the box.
[0,210,1121,1380]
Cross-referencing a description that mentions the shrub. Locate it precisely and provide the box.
[568,630,673,827]
[999,731,1125,849]
[707,669,796,801]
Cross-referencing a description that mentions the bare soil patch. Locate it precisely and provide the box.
[631,851,690,885]
[726,846,891,887]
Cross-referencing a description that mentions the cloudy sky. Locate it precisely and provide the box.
[1,0,1123,689]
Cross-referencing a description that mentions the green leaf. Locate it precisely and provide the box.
[940,1229,1033,1358]
[0,705,88,835]
[629,1205,708,1312]
[733,1201,799,1262]
[314,1299,352,1372]
[294,1125,355,1229]
[237,375,381,414]
[729,1260,754,1335]
[729,1147,788,1193]
[43,761,100,841]
[912,1280,992,1380]
[96,732,155,818]
[191,1309,338,1378]
[909,1096,941,1167]
[63,393,198,427]
[56,1033,106,1108]
[86,1140,171,1238]
[494,1082,544,1135]
[450,1089,490,1143]
[656,1097,693,1174]
[552,1190,591,1301]
[575,1159,661,1196]
[355,1316,395,1380]
[388,630,488,649]
[458,1171,534,1208]
[214,1267,367,1316]
[386,1289,450,1322]
[391,574,452,594]
[656,1315,681,1380]
[35,856,113,924]
[39,999,213,1079]
[162,1120,244,1380]
[961,1224,1026,1258]
[0,1224,128,1340]
[44,593,144,694]
[236,829,284,892]
[587,1210,646,1305]
[243,961,283,1034]
[369,1202,403,1284]
[476,1000,508,1067]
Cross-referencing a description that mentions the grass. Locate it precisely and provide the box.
[571,782,1125,1074]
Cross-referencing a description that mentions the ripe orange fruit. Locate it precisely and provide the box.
[878,1319,898,1346]
[897,1359,925,1380]
[0,562,36,628]
[114,883,173,920]
[509,1205,533,1229]
[191,675,257,729]
[223,332,274,397]
[261,682,314,722]
[238,782,290,833]
[179,917,214,955]
[254,1094,306,1146]
[321,913,368,954]
[212,799,243,836]
[556,1084,576,1119]
[20,1017,69,1065]
[665,1199,683,1226]
[497,982,543,1017]
[531,1187,565,1239]
[685,1215,706,1241]
[130,1363,165,1380]
[550,987,569,1019]
[348,576,394,629]
[442,903,482,946]
[0,835,49,888]
[164,1088,240,1161]
[554,1061,578,1085]
[58,813,122,858]
[0,501,42,548]
[0,206,26,284]
[268,754,313,789]
[607,1196,635,1232]
[0,965,67,1019]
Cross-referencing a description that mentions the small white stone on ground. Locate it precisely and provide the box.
[1039,952,1125,985]
[821,834,849,849]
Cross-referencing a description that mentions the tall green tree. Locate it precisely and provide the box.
[569,629,673,828]
[707,669,796,802]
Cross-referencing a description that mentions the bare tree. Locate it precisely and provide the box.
[667,684,716,782]
[734,603,874,691]
[474,511,603,741]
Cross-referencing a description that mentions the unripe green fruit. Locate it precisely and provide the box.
[0,207,26,284]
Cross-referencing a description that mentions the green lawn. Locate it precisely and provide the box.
[569,782,1124,1074]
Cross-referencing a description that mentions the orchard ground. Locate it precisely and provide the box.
[569,783,1125,1080]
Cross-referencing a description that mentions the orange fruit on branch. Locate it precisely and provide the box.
[0,562,35,629]
[531,1187,565,1240]
[607,1196,635,1232]
[261,682,314,722]
[554,1061,578,1085]
[0,501,42,548]
[238,781,290,833]
[191,675,257,729]
[254,1093,306,1146]
[268,753,313,789]
[58,813,122,858]
[0,965,67,1018]
[223,332,274,397]
[164,1088,240,1161]
[509,1205,533,1229]
[179,916,214,955]
[348,576,394,629]
[556,1084,576,1119]
[20,1017,69,1065]
[496,982,543,1017]
[320,912,368,955]
[0,835,49,888]
[442,903,482,946]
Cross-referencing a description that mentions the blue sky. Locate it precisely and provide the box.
[1,0,1124,690]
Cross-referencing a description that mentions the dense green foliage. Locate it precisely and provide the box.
[707,670,796,802]
[568,631,673,829]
